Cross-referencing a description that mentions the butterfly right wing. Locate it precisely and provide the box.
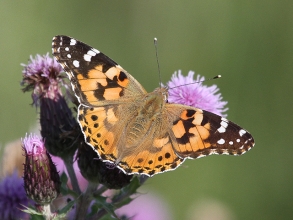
[115,103,255,177]
[166,104,255,159]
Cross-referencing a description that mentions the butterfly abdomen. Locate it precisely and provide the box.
[124,92,165,149]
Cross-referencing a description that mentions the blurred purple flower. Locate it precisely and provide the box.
[165,70,228,117]
[50,154,88,192]
[0,172,31,219]
[116,193,172,220]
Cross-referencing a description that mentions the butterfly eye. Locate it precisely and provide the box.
[161,89,168,101]
[163,93,168,101]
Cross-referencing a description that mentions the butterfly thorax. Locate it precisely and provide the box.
[117,87,167,159]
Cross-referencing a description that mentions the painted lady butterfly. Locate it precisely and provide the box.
[52,35,255,177]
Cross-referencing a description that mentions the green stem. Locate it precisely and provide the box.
[92,177,149,219]
[63,155,81,195]
[75,182,99,220]
[42,204,52,220]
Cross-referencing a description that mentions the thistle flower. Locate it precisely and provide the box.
[22,133,61,205]
[21,54,78,157]
[0,172,31,219]
[21,53,65,105]
[165,70,228,117]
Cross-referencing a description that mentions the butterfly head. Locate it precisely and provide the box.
[154,87,169,102]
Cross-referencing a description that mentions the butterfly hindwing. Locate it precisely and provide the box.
[119,142,184,176]
[165,104,254,159]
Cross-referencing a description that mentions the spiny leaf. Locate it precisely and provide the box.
[93,195,119,219]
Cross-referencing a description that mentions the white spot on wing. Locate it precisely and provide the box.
[92,48,100,54]
[73,60,79,67]
[220,120,228,128]
[229,141,233,145]
[67,54,71,58]
[217,119,229,133]
[65,47,69,51]
[221,117,229,122]
[236,138,240,143]
[239,129,246,137]
[217,126,226,133]
[88,50,97,56]
[70,39,77,45]
[84,54,91,62]
[217,138,225,145]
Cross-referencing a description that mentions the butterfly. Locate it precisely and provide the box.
[52,35,255,177]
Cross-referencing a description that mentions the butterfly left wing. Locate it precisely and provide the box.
[52,35,149,164]
[52,35,147,107]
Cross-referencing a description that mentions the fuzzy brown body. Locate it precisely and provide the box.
[124,90,165,151]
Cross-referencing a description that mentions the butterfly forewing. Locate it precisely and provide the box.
[52,35,146,106]
[52,35,255,177]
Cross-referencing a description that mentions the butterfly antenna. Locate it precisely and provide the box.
[169,75,221,90]
[154,38,162,88]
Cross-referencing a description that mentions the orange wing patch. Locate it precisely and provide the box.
[75,66,130,104]
[78,105,119,160]
[119,141,183,176]
[171,109,214,158]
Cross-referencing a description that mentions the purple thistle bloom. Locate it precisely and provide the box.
[21,53,72,106]
[22,53,63,78]
[22,133,61,205]
[22,133,47,155]
[0,172,31,219]
[165,70,228,117]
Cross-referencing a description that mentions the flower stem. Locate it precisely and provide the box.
[36,204,53,220]
[75,182,99,220]
[63,155,81,195]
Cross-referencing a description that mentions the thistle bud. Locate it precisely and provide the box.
[21,54,78,158]
[22,133,61,205]
[39,93,79,158]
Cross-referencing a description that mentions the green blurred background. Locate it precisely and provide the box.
[1,1,293,219]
